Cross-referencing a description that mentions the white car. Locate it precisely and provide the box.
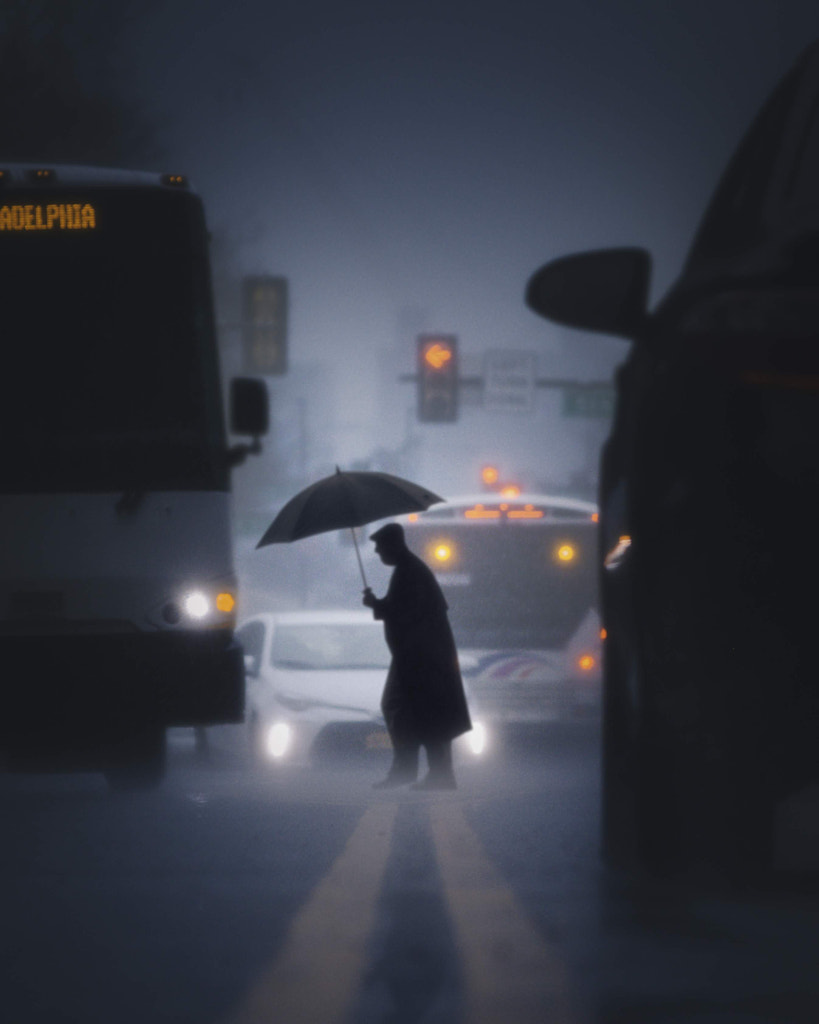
[237,609,487,766]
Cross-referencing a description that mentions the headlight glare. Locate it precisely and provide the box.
[183,591,210,619]
[426,537,458,566]
[150,580,238,629]
[467,721,488,756]
[555,542,577,563]
[266,722,292,759]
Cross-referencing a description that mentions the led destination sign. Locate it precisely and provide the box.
[0,203,97,232]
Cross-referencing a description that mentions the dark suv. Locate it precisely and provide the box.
[526,41,819,881]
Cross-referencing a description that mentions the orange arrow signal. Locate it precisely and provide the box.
[424,342,453,370]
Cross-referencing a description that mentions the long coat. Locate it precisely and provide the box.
[371,548,472,743]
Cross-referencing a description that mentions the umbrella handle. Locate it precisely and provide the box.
[351,526,369,590]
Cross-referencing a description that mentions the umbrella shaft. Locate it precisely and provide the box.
[351,527,368,589]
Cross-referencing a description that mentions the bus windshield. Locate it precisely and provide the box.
[0,187,226,494]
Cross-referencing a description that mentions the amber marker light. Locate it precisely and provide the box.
[500,485,521,498]
[578,654,596,671]
[507,504,544,519]
[216,592,236,613]
[464,504,502,519]
[481,465,499,486]
[600,628,608,640]
[591,512,599,523]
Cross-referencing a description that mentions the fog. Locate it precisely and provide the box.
[2,10,819,1020]
[117,1,819,513]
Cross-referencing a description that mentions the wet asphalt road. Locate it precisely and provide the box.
[2,724,818,1024]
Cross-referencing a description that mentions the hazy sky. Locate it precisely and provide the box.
[125,1,819,486]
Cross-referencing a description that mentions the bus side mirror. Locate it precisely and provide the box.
[227,377,268,466]
[525,247,651,340]
[230,377,269,437]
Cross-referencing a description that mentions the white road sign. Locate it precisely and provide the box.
[483,350,535,413]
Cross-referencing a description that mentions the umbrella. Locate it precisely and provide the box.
[256,467,444,587]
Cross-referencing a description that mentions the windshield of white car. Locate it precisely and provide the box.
[271,623,391,671]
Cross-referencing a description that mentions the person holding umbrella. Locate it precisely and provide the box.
[363,522,472,790]
[257,466,469,785]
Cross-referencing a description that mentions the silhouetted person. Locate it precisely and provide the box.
[362,522,472,790]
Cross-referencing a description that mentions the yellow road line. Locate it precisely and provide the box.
[227,801,397,1024]
[430,803,576,1024]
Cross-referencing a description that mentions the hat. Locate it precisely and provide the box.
[369,522,405,545]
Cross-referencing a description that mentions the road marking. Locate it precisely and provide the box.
[226,801,397,1024]
[429,803,576,1024]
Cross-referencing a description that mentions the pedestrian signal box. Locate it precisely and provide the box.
[243,275,288,375]
[417,334,458,422]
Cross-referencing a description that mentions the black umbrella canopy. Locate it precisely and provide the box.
[256,468,444,548]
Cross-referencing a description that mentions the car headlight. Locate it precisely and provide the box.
[466,721,488,756]
[265,722,292,759]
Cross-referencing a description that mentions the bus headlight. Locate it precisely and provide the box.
[426,538,458,567]
[153,580,238,629]
[181,588,236,623]
[434,542,454,563]
[554,542,577,564]
[184,590,210,619]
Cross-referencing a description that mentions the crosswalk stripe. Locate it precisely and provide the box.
[226,801,397,1024]
[429,802,576,1024]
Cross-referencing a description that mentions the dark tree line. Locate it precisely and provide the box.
[0,0,158,167]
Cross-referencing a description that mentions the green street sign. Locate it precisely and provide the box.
[562,385,615,418]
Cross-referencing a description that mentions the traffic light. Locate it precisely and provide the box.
[243,276,288,375]
[417,334,458,422]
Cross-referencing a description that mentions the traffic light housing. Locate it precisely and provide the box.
[417,334,458,422]
[243,276,288,375]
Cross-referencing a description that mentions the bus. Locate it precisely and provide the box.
[397,493,602,731]
[0,164,268,787]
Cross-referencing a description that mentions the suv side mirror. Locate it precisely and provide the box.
[525,247,651,339]
[230,377,269,437]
